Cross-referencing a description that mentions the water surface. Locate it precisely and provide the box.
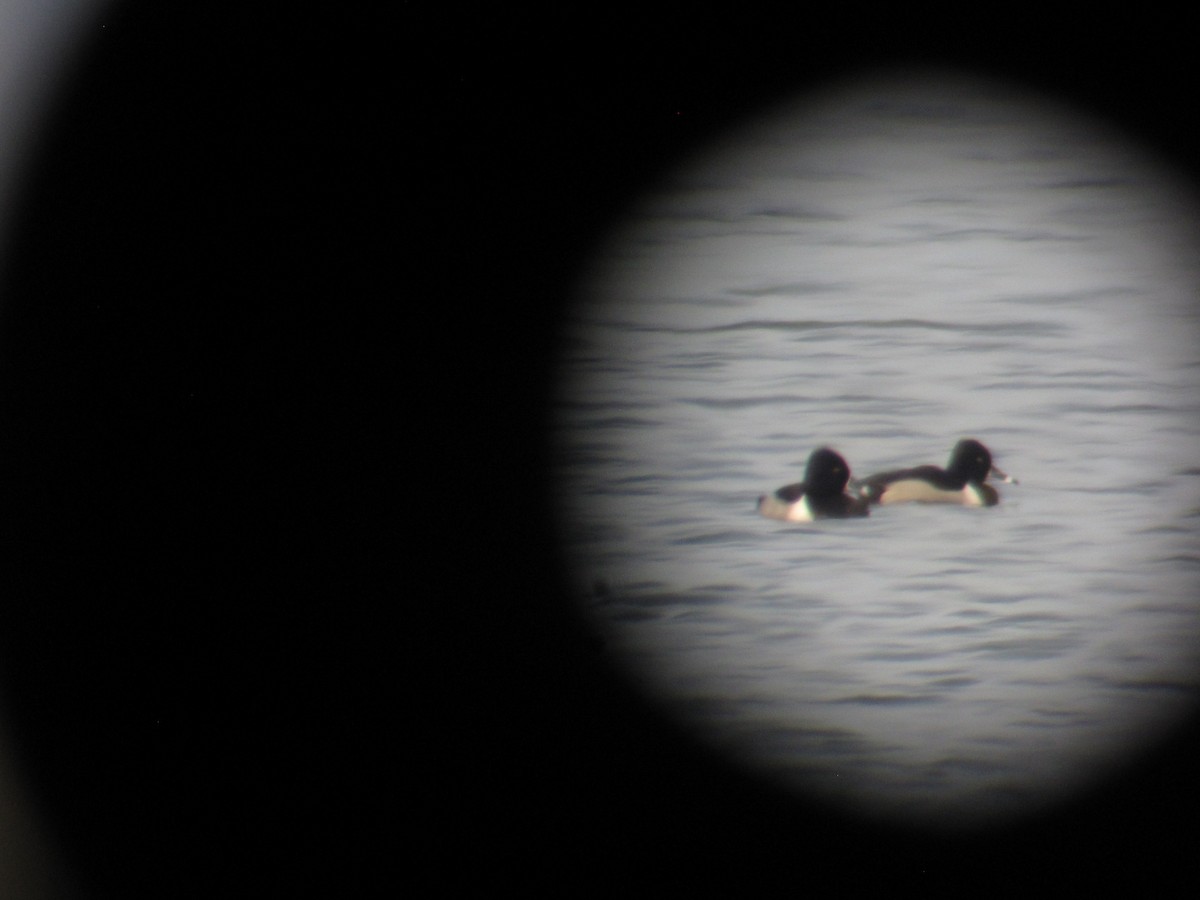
[554,72,1200,830]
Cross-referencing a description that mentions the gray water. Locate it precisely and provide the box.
[552,72,1200,831]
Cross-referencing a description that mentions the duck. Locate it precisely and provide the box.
[757,447,870,521]
[855,438,1016,507]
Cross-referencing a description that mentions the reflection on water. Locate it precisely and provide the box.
[553,71,1200,830]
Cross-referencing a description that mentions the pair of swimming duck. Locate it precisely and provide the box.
[757,438,1016,522]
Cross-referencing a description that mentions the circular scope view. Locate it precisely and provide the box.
[553,70,1200,830]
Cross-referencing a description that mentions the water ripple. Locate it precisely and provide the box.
[616,318,1069,337]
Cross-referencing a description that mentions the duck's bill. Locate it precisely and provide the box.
[991,466,1017,485]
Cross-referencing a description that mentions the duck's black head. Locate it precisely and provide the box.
[804,447,852,497]
[947,438,993,483]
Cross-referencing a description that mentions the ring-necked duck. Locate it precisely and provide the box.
[757,447,870,521]
[855,438,1016,507]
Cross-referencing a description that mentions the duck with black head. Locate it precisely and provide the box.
[855,438,1016,507]
[757,447,870,521]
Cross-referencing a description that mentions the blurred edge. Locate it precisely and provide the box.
[0,3,107,898]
